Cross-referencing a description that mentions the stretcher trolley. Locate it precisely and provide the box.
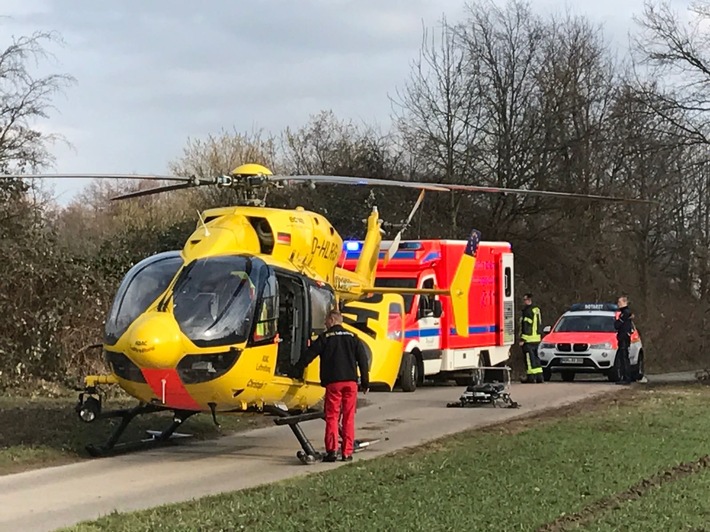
[446,366,520,409]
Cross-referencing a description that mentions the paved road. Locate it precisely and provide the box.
[0,381,626,531]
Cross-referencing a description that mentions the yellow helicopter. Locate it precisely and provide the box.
[3,163,655,464]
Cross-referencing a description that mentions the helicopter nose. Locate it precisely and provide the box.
[126,312,183,369]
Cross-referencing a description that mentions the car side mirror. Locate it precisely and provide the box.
[542,325,551,337]
[432,300,443,318]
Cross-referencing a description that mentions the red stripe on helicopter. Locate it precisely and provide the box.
[277,232,291,244]
[142,369,202,411]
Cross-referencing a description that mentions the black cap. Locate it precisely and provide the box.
[523,293,532,299]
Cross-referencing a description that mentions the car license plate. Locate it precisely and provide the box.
[561,357,583,364]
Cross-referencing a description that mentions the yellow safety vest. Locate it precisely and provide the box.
[520,305,541,343]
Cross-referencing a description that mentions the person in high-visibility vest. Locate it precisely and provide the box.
[519,293,544,383]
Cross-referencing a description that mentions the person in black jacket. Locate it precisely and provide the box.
[614,296,635,385]
[295,309,369,462]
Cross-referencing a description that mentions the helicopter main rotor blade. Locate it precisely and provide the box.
[0,173,196,182]
[111,183,198,201]
[439,183,657,205]
[271,174,657,205]
[272,174,450,192]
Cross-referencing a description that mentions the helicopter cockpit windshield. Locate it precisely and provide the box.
[104,251,184,344]
[172,255,274,347]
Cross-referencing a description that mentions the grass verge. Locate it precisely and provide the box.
[575,460,710,531]
[62,384,710,532]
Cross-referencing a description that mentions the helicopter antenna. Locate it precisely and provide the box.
[384,190,426,264]
[197,210,210,236]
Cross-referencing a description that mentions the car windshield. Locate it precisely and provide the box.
[374,277,416,312]
[553,314,615,333]
[104,251,184,344]
[172,255,272,347]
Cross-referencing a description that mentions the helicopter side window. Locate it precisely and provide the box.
[309,284,336,335]
[173,255,270,347]
[105,251,183,344]
[252,274,279,344]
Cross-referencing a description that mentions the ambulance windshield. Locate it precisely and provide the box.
[554,314,616,333]
[374,277,416,311]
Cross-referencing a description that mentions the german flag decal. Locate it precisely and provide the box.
[277,232,291,244]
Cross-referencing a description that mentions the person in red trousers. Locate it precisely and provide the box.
[296,309,369,462]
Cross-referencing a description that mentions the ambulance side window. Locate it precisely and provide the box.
[418,278,435,318]
[504,267,512,297]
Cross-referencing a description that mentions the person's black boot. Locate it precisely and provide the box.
[323,451,338,462]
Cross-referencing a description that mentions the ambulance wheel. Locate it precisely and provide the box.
[400,352,417,392]
[560,371,575,382]
[542,368,552,382]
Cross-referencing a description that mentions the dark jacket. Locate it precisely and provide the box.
[614,306,634,344]
[297,325,369,389]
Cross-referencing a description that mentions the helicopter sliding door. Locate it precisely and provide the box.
[275,273,308,378]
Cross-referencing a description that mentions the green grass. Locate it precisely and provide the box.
[580,467,710,531]
[0,395,271,475]
[62,385,710,532]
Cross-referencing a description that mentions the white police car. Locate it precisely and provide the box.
[537,303,644,382]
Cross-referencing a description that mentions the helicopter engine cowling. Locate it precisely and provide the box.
[125,312,183,369]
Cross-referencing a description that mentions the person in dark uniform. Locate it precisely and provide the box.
[295,309,369,462]
[519,293,544,383]
[614,295,635,385]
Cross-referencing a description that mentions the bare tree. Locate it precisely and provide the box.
[633,1,710,145]
[0,30,74,174]
[392,16,483,233]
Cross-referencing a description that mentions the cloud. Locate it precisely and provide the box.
[0,0,655,205]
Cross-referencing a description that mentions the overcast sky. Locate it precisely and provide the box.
[0,0,685,204]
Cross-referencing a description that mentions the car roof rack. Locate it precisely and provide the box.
[568,303,618,312]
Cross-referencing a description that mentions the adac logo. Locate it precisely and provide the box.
[130,339,155,353]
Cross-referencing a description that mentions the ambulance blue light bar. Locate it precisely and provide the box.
[568,303,619,312]
[344,241,361,251]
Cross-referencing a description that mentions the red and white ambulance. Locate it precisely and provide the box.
[340,239,515,391]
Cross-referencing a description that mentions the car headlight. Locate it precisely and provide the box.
[540,342,554,349]
[589,342,612,350]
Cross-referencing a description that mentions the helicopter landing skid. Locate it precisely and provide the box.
[264,406,380,465]
[83,404,198,457]
[296,438,381,465]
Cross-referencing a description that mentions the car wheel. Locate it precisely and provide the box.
[542,367,552,382]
